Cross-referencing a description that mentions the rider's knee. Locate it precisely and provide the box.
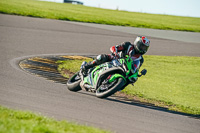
[96,54,109,64]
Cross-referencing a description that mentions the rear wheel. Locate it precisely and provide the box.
[96,77,125,98]
[67,72,81,92]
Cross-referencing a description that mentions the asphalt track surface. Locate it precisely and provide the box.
[0,14,200,133]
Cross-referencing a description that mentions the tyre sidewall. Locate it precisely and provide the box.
[67,72,82,92]
[96,77,125,98]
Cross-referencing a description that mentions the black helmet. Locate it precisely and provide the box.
[133,36,150,54]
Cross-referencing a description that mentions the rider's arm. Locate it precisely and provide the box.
[110,42,132,54]
[139,56,144,68]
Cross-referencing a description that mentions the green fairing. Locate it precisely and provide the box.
[128,71,138,80]
[93,66,100,85]
[109,74,126,83]
[119,56,133,76]
[84,76,89,84]
[84,64,107,87]
[125,57,133,75]
[119,58,124,64]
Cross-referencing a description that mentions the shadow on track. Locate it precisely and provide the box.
[77,91,200,119]
[106,94,200,120]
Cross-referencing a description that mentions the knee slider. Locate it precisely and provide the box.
[97,54,107,61]
[96,54,108,65]
[96,55,102,61]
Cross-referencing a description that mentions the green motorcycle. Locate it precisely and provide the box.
[66,55,147,98]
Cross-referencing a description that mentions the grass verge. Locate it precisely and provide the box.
[0,0,200,32]
[0,106,110,133]
[57,56,93,78]
[57,55,200,115]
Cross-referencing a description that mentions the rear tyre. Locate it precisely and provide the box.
[96,77,125,98]
[67,72,81,92]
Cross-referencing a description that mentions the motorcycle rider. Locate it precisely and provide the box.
[81,36,150,74]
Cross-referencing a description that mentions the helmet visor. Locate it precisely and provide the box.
[136,41,149,54]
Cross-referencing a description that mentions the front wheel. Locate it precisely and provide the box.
[96,77,125,98]
[67,72,82,92]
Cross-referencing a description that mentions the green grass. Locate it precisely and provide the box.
[124,55,200,115]
[57,55,200,115]
[57,56,92,77]
[0,106,110,133]
[0,0,200,32]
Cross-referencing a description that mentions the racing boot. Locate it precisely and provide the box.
[83,61,96,70]
[80,54,109,75]
[80,61,96,76]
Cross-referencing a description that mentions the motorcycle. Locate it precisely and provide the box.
[66,55,147,98]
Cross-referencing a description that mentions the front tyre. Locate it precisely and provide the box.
[67,72,81,92]
[96,77,125,98]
